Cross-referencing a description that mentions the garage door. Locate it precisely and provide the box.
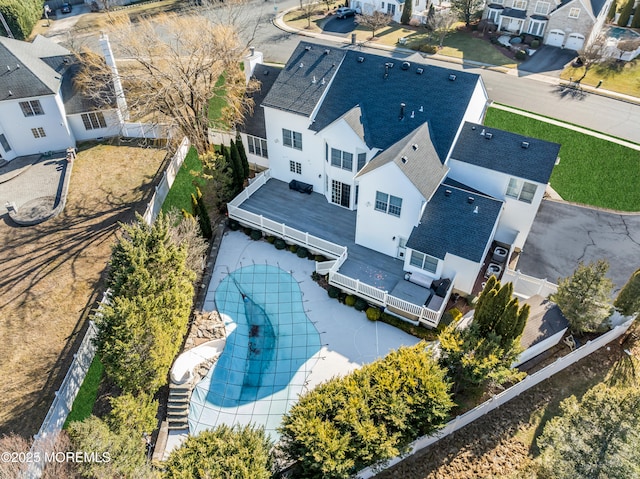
[565,33,585,50]
[546,29,565,47]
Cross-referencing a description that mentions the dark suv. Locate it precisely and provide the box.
[335,7,356,18]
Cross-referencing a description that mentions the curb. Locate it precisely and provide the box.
[272,11,640,106]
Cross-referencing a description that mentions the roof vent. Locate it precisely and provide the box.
[305,45,312,51]
[324,49,330,54]
[468,196,475,204]
[312,75,316,84]
[385,62,394,68]
[449,74,457,81]
[419,106,423,112]
[412,143,418,151]
[480,128,485,136]
[6,65,9,71]
[263,69,269,75]
[473,206,479,214]
[521,141,530,149]
[401,155,408,164]
[16,64,19,69]
[399,102,406,121]
[8,90,12,96]
[299,63,304,68]
[416,67,424,74]
[471,125,476,130]
[401,61,410,70]
[444,189,452,197]
[321,77,325,85]
[410,110,415,118]
[485,132,493,139]
[63,58,70,64]
[357,56,365,63]
[250,46,255,56]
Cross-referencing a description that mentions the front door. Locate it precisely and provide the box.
[331,180,351,208]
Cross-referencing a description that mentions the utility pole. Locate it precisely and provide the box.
[0,11,14,38]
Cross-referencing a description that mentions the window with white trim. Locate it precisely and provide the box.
[330,148,353,171]
[568,7,580,17]
[409,250,438,274]
[492,0,505,4]
[375,191,402,217]
[81,112,107,130]
[282,129,302,150]
[357,152,367,171]
[247,135,268,158]
[31,127,46,139]
[487,8,501,22]
[289,160,302,174]
[506,178,538,203]
[20,100,43,117]
[0,134,11,152]
[534,1,549,14]
[513,0,527,9]
[527,18,546,36]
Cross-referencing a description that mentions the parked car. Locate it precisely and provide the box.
[61,2,72,14]
[335,7,356,18]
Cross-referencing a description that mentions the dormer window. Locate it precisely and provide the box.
[568,7,580,17]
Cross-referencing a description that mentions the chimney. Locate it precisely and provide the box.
[399,103,405,120]
[250,46,255,56]
[243,46,263,84]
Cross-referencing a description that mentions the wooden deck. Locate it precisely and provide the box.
[238,179,406,292]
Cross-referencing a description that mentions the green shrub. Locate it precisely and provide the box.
[274,239,286,250]
[265,235,276,244]
[354,298,368,311]
[345,295,357,307]
[311,271,321,281]
[307,249,316,260]
[296,247,309,258]
[338,292,347,303]
[314,254,328,262]
[448,307,463,322]
[228,219,239,230]
[531,39,540,48]
[379,312,439,341]
[0,0,42,40]
[243,227,252,236]
[250,229,262,241]
[466,294,477,306]
[366,307,381,321]
[515,49,527,60]
[328,286,340,299]
[617,0,633,26]
[288,244,299,253]
[419,44,438,54]
[490,35,500,44]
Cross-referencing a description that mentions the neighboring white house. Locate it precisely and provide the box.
[483,0,614,50]
[237,42,560,300]
[0,35,120,163]
[350,0,444,23]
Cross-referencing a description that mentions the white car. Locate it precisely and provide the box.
[335,7,356,18]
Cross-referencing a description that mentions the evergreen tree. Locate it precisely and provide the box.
[236,133,250,179]
[606,0,617,21]
[229,140,245,192]
[450,0,484,26]
[552,260,614,334]
[107,392,158,436]
[401,0,413,24]
[195,186,213,239]
[199,151,236,212]
[614,268,640,316]
[617,0,634,26]
[164,425,273,479]
[631,2,640,27]
[537,384,640,479]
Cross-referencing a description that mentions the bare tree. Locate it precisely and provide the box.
[355,11,393,39]
[575,35,609,83]
[74,11,258,154]
[429,8,458,48]
[300,0,317,28]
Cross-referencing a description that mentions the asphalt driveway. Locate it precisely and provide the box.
[322,16,357,35]
[517,200,640,294]
[518,45,577,77]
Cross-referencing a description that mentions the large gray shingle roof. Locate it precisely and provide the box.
[407,183,503,262]
[262,41,482,159]
[239,63,281,139]
[357,123,449,202]
[0,35,72,101]
[451,122,560,184]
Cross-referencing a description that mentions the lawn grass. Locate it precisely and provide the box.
[63,356,104,428]
[484,107,640,211]
[161,147,204,214]
[561,58,640,98]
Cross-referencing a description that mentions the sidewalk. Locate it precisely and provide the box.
[273,10,640,107]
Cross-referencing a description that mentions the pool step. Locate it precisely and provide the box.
[167,384,192,431]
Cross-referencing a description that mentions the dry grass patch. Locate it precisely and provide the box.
[0,141,166,437]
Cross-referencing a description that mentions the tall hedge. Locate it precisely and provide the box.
[617,0,634,26]
[0,0,43,40]
[631,2,640,27]
[279,344,453,479]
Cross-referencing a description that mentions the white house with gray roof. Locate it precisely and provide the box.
[0,35,120,163]
[233,41,560,322]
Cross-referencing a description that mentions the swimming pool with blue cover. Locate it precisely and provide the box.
[188,265,322,438]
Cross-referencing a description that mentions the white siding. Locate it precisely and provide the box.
[356,163,424,257]
[442,253,481,295]
[444,79,489,162]
[67,110,121,141]
[0,94,75,157]
[513,328,567,367]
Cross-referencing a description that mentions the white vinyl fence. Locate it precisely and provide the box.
[142,137,191,225]
[502,269,558,299]
[356,318,635,479]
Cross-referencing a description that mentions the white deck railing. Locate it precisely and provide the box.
[226,172,448,326]
[502,269,558,299]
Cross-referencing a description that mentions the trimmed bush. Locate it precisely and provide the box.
[448,307,463,322]
[265,235,276,244]
[314,254,328,262]
[531,39,540,48]
[366,307,381,321]
[274,239,286,250]
[328,286,340,299]
[228,219,239,230]
[379,312,439,341]
[419,44,438,54]
[338,292,347,303]
[617,0,634,26]
[250,229,262,241]
[311,271,321,281]
[288,244,299,253]
[515,49,527,60]
[296,247,309,258]
[243,227,252,236]
[345,295,357,307]
[307,249,315,260]
[354,298,368,311]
